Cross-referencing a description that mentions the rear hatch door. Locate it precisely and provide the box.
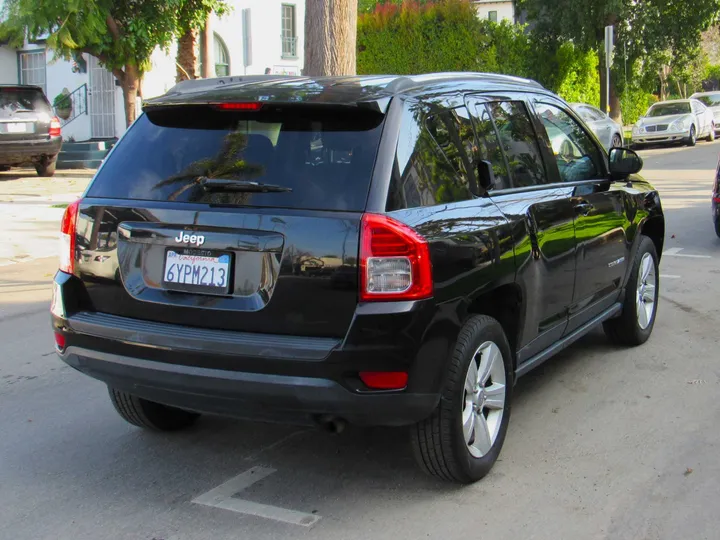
[0,86,52,141]
[75,102,386,338]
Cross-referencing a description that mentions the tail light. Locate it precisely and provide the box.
[59,200,80,273]
[359,214,432,302]
[213,102,263,111]
[49,116,61,137]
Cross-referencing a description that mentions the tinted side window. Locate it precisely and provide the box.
[535,103,603,183]
[426,107,478,196]
[387,103,475,210]
[468,102,511,190]
[581,106,604,122]
[487,101,547,188]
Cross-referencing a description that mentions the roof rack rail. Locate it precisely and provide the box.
[409,72,545,89]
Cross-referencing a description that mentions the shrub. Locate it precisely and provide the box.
[622,87,658,125]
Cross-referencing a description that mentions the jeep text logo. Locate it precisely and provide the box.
[174,232,205,246]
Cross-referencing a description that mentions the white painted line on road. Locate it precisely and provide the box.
[660,274,681,279]
[192,466,321,527]
[663,248,712,259]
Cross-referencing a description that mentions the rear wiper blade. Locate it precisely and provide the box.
[199,177,292,193]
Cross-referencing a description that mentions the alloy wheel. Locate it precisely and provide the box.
[636,252,657,330]
[462,341,506,458]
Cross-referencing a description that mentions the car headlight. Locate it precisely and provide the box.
[632,125,642,135]
[671,117,691,131]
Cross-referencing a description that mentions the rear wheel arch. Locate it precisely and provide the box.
[464,283,523,370]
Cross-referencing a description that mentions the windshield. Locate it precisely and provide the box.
[647,103,691,117]
[0,87,50,115]
[87,107,385,211]
[694,94,720,107]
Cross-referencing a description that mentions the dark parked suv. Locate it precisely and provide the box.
[52,73,664,483]
[0,85,62,176]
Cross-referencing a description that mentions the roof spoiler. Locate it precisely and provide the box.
[164,75,305,96]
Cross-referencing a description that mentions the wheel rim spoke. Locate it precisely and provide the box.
[462,400,474,443]
[472,414,493,456]
[465,359,478,396]
[484,383,506,410]
[477,345,494,386]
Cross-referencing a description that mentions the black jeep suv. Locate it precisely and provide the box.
[0,85,62,176]
[52,73,664,484]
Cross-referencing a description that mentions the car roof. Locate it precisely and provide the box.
[144,72,550,113]
[691,91,720,96]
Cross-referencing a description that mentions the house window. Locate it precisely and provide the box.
[282,4,297,58]
[18,50,47,93]
[214,33,230,77]
[488,10,498,22]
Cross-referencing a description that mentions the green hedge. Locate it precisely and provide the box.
[358,0,601,106]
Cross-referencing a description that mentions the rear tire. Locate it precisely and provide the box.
[411,315,513,484]
[35,158,57,177]
[708,124,716,142]
[603,236,659,346]
[108,387,200,431]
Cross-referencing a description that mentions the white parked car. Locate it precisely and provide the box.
[690,91,720,134]
[570,103,624,150]
[631,99,715,148]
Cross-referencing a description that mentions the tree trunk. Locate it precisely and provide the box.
[304,0,358,76]
[120,64,140,127]
[176,29,199,82]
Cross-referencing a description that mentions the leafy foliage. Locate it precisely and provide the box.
[358,1,599,104]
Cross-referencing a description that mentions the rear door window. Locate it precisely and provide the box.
[467,101,511,190]
[485,101,547,188]
[87,106,385,211]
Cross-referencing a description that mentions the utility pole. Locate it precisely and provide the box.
[605,25,614,114]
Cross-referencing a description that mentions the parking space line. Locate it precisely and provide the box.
[660,274,681,279]
[663,248,712,259]
[192,466,321,527]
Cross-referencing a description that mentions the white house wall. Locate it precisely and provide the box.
[474,1,515,22]
[143,0,306,101]
[0,46,17,84]
[2,0,307,140]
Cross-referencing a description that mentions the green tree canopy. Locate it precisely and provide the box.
[0,0,222,126]
[516,0,720,119]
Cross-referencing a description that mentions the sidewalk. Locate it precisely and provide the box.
[0,169,94,266]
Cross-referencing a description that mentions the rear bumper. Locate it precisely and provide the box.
[60,347,438,426]
[52,272,456,426]
[0,137,62,165]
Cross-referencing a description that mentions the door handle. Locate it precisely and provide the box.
[574,202,594,216]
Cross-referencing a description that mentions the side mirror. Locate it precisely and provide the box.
[609,147,643,179]
[477,160,496,192]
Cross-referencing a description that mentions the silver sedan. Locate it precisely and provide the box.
[690,91,720,134]
[631,99,715,148]
[570,103,624,150]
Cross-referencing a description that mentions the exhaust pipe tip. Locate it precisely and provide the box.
[314,415,347,434]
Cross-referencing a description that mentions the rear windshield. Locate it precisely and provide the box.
[647,103,691,117]
[0,87,50,115]
[87,106,385,211]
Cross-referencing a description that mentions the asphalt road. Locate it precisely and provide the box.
[1,143,719,540]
